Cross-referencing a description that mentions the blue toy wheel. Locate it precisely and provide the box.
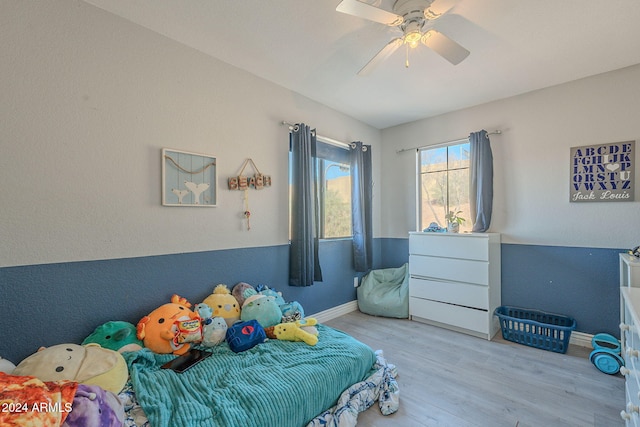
[591,333,621,354]
[589,349,623,375]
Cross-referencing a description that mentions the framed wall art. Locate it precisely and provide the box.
[162,148,217,207]
[570,140,634,203]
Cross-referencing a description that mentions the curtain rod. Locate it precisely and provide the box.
[395,130,502,154]
[281,121,351,149]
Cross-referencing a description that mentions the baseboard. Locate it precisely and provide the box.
[312,300,359,323]
[311,301,595,349]
[570,331,593,348]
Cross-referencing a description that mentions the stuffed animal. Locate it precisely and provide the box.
[231,282,255,308]
[12,343,128,394]
[256,285,286,306]
[136,294,200,355]
[202,284,241,327]
[256,285,305,323]
[82,321,144,353]
[0,357,16,374]
[62,384,125,427]
[0,372,77,426]
[226,320,267,353]
[201,316,228,347]
[280,301,305,323]
[194,303,214,320]
[272,318,319,346]
[240,291,282,328]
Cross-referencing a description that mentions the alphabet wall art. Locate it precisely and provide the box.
[570,141,635,202]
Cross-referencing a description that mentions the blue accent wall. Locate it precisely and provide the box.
[501,243,623,337]
[0,238,624,364]
[1,239,384,364]
[377,238,623,338]
[376,238,410,269]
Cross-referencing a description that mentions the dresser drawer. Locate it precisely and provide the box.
[625,371,640,427]
[410,277,488,310]
[409,233,489,261]
[409,297,489,335]
[625,385,640,427]
[410,254,489,286]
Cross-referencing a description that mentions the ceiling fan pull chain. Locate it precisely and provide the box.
[405,43,410,68]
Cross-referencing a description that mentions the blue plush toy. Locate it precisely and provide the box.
[280,301,305,323]
[257,285,286,306]
[257,285,305,323]
[240,290,282,328]
[195,303,214,320]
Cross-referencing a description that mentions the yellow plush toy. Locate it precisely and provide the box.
[272,318,319,346]
[202,284,241,327]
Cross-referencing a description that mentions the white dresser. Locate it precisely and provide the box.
[622,253,640,288]
[408,232,501,340]
[620,254,640,425]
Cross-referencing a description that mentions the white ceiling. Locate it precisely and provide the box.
[82,0,640,129]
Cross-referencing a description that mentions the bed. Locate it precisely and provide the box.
[120,324,398,427]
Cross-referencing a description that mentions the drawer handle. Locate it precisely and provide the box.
[628,402,640,414]
[622,410,632,420]
[628,348,640,358]
[620,367,631,377]
[621,323,631,332]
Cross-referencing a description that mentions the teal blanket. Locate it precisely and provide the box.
[124,325,376,427]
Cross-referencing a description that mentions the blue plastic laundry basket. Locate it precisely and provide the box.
[494,306,576,354]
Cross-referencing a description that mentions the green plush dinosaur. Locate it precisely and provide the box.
[82,321,143,353]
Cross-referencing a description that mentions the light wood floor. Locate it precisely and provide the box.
[325,311,625,427]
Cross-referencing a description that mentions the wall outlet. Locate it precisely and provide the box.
[353,276,359,287]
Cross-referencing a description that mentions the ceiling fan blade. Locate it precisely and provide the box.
[421,30,469,65]
[336,0,403,26]
[424,0,456,20]
[357,38,403,76]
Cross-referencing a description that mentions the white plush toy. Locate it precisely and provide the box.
[201,316,228,347]
[0,357,16,374]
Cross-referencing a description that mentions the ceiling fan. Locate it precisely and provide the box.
[336,0,470,75]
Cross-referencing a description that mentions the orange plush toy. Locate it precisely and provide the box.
[136,294,201,355]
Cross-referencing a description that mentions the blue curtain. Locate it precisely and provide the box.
[289,124,322,286]
[469,130,493,232]
[350,141,373,272]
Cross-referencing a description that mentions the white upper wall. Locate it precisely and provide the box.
[381,64,640,249]
[4,1,639,268]
[0,0,381,267]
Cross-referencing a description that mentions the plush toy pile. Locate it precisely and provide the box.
[133,283,316,355]
[0,281,317,427]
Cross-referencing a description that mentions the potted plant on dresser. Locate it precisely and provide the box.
[445,210,465,233]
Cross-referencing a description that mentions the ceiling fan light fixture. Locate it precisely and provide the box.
[404,30,422,46]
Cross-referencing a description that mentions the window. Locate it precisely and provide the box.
[417,142,471,232]
[289,137,352,239]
